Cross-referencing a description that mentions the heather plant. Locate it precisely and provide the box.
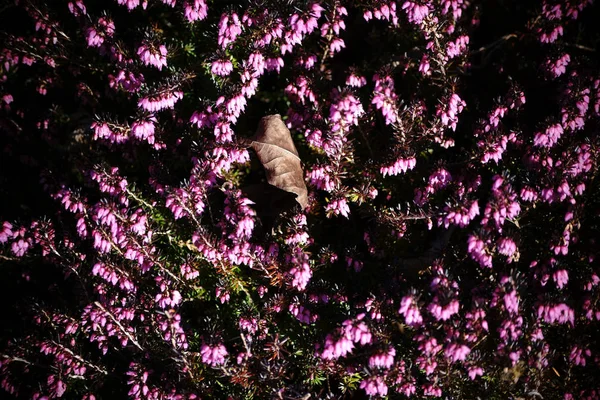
[1,0,600,399]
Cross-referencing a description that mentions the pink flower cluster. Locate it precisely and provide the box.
[137,44,168,70]
[380,156,416,177]
[184,0,208,22]
[308,165,337,192]
[437,93,466,132]
[368,347,396,369]
[398,295,423,326]
[138,91,183,112]
[446,35,469,58]
[320,316,372,360]
[364,2,399,25]
[538,303,575,326]
[86,17,115,48]
[360,376,388,397]
[210,59,233,76]
[325,197,350,218]
[201,343,228,366]
[217,13,242,49]
[467,234,492,268]
[372,74,399,125]
[117,0,147,11]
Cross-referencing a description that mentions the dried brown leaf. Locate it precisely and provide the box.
[248,114,308,209]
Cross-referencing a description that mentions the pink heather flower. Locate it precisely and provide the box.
[289,303,318,324]
[504,290,519,314]
[468,366,484,380]
[346,73,367,87]
[372,74,399,125]
[402,1,430,24]
[117,0,146,11]
[520,186,538,202]
[131,117,157,144]
[418,336,442,358]
[155,289,182,309]
[428,168,452,191]
[553,269,569,289]
[216,287,230,303]
[211,59,233,76]
[180,263,199,280]
[329,92,364,135]
[447,35,469,58]
[326,198,350,218]
[285,76,318,106]
[534,123,564,148]
[369,347,396,369]
[138,91,183,112]
[108,70,144,93]
[68,0,87,16]
[440,0,465,19]
[360,376,388,397]
[190,107,218,129]
[91,121,128,144]
[320,334,354,360]
[0,221,13,243]
[12,238,31,257]
[86,17,115,48]
[569,346,592,366]
[539,25,564,43]
[184,0,208,22]
[238,317,258,334]
[265,57,284,72]
[467,234,492,268]
[398,295,423,326]
[280,10,320,54]
[246,52,266,77]
[329,38,345,54]
[309,166,336,191]
[537,303,575,326]
[304,128,323,148]
[380,156,416,177]
[366,3,400,25]
[296,54,317,69]
[497,237,517,257]
[343,318,372,345]
[86,28,103,47]
[441,200,480,228]
[428,299,459,321]
[137,44,168,70]
[289,259,312,291]
[218,13,242,49]
[200,343,228,366]
[445,343,471,363]
[437,93,466,131]
[547,53,570,77]
[419,55,431,75]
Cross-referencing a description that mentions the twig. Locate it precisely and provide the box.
[93,302,144,351]
[471,34,518,55]
[565,42,596,52]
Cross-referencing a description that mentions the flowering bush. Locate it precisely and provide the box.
[1,0,600,399]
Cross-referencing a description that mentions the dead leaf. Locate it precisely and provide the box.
[247,115,308,209]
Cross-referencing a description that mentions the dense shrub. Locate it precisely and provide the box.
[1,0,600,398]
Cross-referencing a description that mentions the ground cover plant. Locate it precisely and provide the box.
[1,0,600,398]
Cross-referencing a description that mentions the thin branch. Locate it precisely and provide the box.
[565,42,596,52]
[93,302,144,351]
[471,34,518,55]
